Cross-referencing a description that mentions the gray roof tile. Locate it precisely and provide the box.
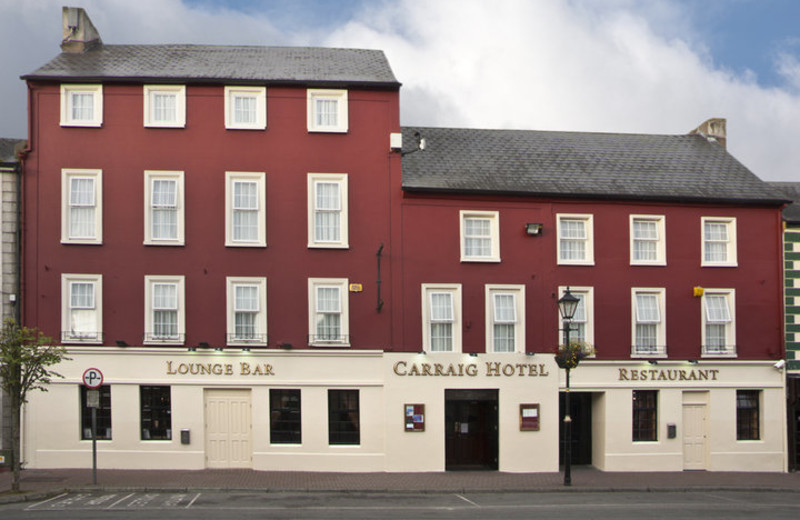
[0,138,24,163]
[23,45,400,87]
[768,182,800,222]
[401,127,787,205]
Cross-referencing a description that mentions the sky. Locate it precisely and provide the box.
[1,0,799,182]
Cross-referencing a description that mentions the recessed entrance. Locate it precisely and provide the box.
[445,389,498,470]
[559,391,593,465]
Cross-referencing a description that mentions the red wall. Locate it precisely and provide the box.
[394,194,784,360]
[23,82,402,350]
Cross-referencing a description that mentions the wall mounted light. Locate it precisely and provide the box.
[693,286,704,297]
[115,340,128,347]
[214,347,223,352]
[188,346,197,352]
[688,360,699,365]
[468,352,478,357]
[648,360,658,366]
[525,223,543,236]
[525,352,536,356]
[198,342,210,348]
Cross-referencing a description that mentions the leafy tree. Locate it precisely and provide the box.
[0,319,66,492]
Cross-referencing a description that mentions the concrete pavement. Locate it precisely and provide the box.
[2,466,799,503]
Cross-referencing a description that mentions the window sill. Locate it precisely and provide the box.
[461,257,501,263]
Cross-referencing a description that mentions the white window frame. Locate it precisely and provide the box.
[630,215,666,266]
[144,170,185,246]
[557,286,594,352]
[422,283,462,353]
[144,275,185,345]
[308,278,350,347]
[226,277,267,346]
[307,173,348,249]
[225,171,266,247]
[61,168,103,245]
[224,86,267,130]
[143,85,186,128]
[60,84,103,127]
[701,217,737,267]
[631,288,666,358]
[307,89,348,133]
[485,284,525,353]
[701,289,736,357]
[61,274,102,344]
[557,213,594,265]
[460,210,500,262]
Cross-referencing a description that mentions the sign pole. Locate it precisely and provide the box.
[82,368,104,486]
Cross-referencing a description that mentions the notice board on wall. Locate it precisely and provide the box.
[520,403,540,431]
[404,404,425,432]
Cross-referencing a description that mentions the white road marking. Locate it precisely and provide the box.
[106,492,135,509]
[185,492,201,508]
[26,492,68,510]
[455,494,480,507]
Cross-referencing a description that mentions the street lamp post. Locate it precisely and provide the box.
[557,288,580,487]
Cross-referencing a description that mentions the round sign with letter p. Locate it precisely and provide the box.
[82,368,103,389]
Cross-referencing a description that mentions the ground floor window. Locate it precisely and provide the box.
[140,386,172,440]
[328,389,360,445]
[632,390,657,441]
[736,389,760,440]
[80,385,111,440]
[270,389,301,444]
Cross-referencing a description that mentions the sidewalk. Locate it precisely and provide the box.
[2,466,799,503]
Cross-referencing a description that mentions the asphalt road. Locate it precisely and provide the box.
[1,490,799,519]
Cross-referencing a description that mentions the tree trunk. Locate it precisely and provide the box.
[10,392,20,492]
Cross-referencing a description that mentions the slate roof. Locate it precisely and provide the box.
[23,45,400,88]
[401,126,787,205]
[769,182,800,223]
[0,138,24,163]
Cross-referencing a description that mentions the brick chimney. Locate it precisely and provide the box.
[689,118,727,149]
[61,7,102,53]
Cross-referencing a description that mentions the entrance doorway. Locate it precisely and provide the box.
[204,389,252,468]
[558,392,592,465]
[445,389,498,470]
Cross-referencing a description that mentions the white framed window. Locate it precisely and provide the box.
[61,274,102,344]
[422,283,462,353]
[61,169,102,245]
[485,285,524,353]
[558,286,594,350]
[702,289,736,357]
[225,172,266,247]
[144,171,184,246]
[460,210,500,262]
[224,86,267,130]
[307,89,348,133]
[308,173,348,248]
[557,214,594,265]
[143,85,186,128]
[144,275,185,345]
[226,277,267,346]
[60,84,103,127]
[631,288,666,357]
[308,278,349,346]
[630,215,666,266]
[702,217,737,267]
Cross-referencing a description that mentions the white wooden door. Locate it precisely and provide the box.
[682,403,708,470]
[205,389,252,468]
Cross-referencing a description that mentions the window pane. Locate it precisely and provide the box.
[705,295,731,322]
[140,386,171,440]
[315,99,338,127]
[152,179,178,240]
[493,293,516,322]
[430,293,453,321]
[493,323,515,352]
[635,293,660,322]
[70,282,95,308]
[271,389,301,444]
[234,285,259,311]
[153,284,177,309]
[233,95,256,124]
[632,390,657,442]
[235,312,257,339]
[736,390,760,440]
[464,218,492,257]
[704,222,729,262]
[328,389,359,445]
[69,178,96,239]
[152,92,176,122]
[71,92,94,121]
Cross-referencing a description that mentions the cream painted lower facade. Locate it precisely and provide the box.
[22,348,787,472]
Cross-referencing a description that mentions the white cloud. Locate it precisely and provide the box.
[2,0,798,181]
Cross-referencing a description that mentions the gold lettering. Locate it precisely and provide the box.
[445,365,457,376]
[421,364,433,376]
[658,371,667,381]
[466,364,478,376]
[409,364,420,376]
[619,368,629,380]
[264,364,275,376]
[225,364,233,375]
[166,361,176,375]
[434,363,445,376]
[240,362,251,375]
[211,364,222,375]
[502,364,515,376]
[178,363,189,375]
[631,370,639,381]
[253,364,264,376]
[486,362,501,376]
[539,364,549,377]
[528,364,539,376]
[698,370,708,381]
[710,369,719,381]
[393,361,407,376]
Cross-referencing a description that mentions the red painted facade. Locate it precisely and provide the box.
[22,80,783,361]
[23,82,402,350]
